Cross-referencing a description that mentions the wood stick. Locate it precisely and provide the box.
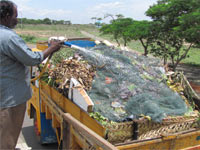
[62,113,118,150]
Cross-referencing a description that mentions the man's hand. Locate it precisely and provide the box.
[49,40,64,52]
[42,41,63,59]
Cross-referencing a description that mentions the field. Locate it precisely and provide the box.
[15,24,200,66]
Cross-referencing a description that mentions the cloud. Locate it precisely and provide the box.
[87,1,126,18]
[13,0,157,24]
[17,5,72,20]
[13,0,31,6]
[85,0,157,23]
[121,0,157,20]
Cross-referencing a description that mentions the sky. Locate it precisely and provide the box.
[12,0,158,24]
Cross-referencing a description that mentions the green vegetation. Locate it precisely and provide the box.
[15,24,97,39]
[15,23,199,66]
[99,0,200,70]
[146,0,200,70]
[18,17,71,25]
[19,34,48,44]
[100,18,134,47]
[51,47,75,65]
[181,47,200,66]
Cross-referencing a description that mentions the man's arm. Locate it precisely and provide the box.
[5,34,63,66]
[42,41,63,60]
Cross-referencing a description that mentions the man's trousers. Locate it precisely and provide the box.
[0,103,26,150]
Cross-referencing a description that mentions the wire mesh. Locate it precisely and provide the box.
[75,44,188,122]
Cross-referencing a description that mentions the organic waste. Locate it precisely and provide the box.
[40,44,198,123]
[41,57,96,96]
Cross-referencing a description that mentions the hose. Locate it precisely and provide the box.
[30,42,70,83]
[30,40,93,82]
[30,54,52,82]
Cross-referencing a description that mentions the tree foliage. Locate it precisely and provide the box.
[100,22,121,46]
[100,18,133,46]
[100,18,153,55]
[146,0,200,70]
[127,20,153,56]
[18,18,71,25]
[103,13,124,22]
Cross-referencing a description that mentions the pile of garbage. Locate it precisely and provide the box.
[42,44,192,122]
[42,57,96,96]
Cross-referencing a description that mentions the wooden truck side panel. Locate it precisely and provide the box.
[116,130,200,150]
[40,81,105,137]
[27,81,200,149]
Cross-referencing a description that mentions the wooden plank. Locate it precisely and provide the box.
[41,91,63,123]
[40,99,45,113]
[69,78,94,112]
[52,114,60,128]
[182,145,200,150]
[40,81,105,137]
[62,122,71,150]
[116,130,200,150]
[63,113,118,150]
[63,99,104,137]
[45,105,52,119]
[40,87,116,149]
[27,102,31,116]
[71,127,90,149]
[81,111,105,137]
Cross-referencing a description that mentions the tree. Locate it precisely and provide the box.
[43,18,51,24]
[177,7,200,46]
[146,0,200,70]
[104,13,124,23]
[127,20,153,56]
[115,18,133,46]
[116,14,124,19]
[100,23,121,46]
[100,18,133,46]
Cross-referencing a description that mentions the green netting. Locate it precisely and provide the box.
[76,44,188,122]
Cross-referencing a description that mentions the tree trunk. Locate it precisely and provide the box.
[124,38,127,47]
[174,43,192,71]
[115,38,120,46]
[139,39,148,56]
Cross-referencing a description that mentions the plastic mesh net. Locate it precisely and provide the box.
[76,44,188,122]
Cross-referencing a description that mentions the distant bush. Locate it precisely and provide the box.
[19,34,36,43]
[18,18,71,25]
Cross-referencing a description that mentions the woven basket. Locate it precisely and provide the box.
[104,72,200,144]
[135,113,199,140]
[105,121,134,144]
[105,112,199,144]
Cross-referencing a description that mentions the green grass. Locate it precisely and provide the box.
[15,24,95,38]
[127,41,145,53]
[19,34,48,44]
[181,47,200,66]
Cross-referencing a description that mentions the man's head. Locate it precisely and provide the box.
[0,0,18,28]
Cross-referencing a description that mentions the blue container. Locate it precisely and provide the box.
[64,40,96,48]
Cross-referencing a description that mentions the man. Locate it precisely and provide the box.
[0,1,63,149]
